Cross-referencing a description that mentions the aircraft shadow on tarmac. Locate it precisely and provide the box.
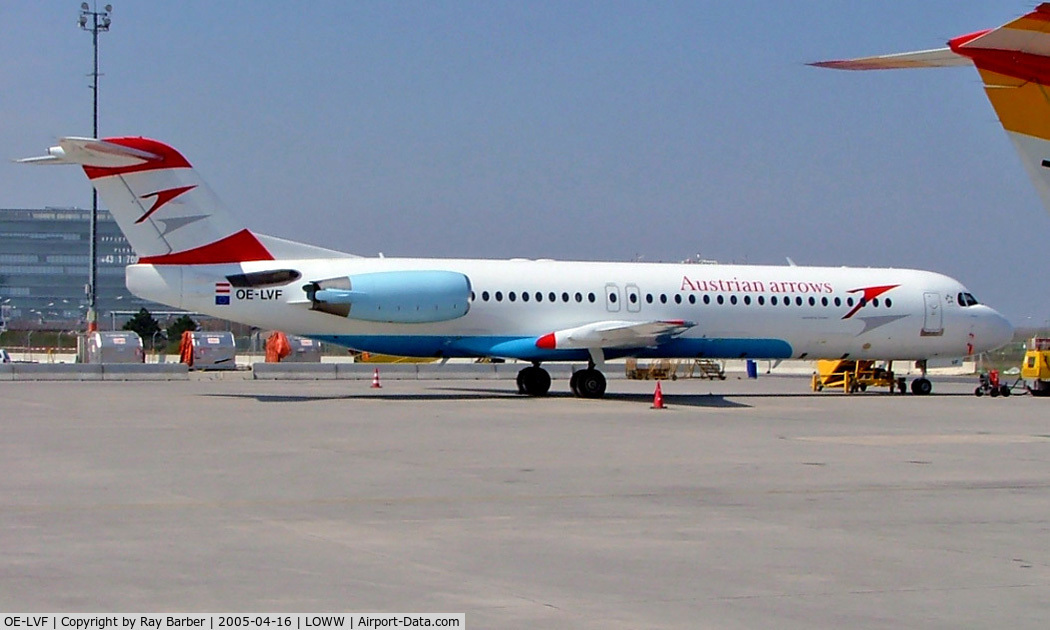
[204,388,751,408]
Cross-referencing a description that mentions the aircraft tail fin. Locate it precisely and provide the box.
[812,4,1050,217]
[20,137,275,265]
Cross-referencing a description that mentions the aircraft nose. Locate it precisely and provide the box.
[977,308,1013,351]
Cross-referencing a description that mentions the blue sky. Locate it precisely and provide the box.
[2,2,1047,325]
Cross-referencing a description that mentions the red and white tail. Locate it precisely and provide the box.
[812,3,1050,218]
[21,136,274,265]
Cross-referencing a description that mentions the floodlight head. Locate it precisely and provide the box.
[101,17,110,28]
[78,15,87,27]
[105,4,112,12]
[81,2,89,10]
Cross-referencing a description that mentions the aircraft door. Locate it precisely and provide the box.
[605,283,621,312]
[922,292,944,336]
[625,284,641,313]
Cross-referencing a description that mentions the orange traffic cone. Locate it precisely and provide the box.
[371,367,382,389]
[651,381,666,409]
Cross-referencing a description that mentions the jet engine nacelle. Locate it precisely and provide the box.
[304,270,471,324]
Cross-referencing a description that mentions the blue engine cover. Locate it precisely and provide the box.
[312,270,471,324]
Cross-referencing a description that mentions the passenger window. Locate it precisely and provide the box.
[743,295,751,305]
[730,295,738,305]
[758,296,765,305]
[629,293,637,304]
[482,291,490,301]
[660,294,667,304]
[522,292,529,302]
[562,292,570,302]
[674,294,682,304]
[548,292,556,302]
[834,297,841,307]
[795,296,802,306]
[872,298,878,307]
[821,297,828,307]
[609,292,617,303]
[470,291,475,302]
[703,295,711,305]
[495,291,503,302]
[808,297,815,306]
[717,295,724,305]
[688,294,696,305]
[509,291,516,302]
[575,292,583,303]
[847,297,854,307]
[588,292,596,303]
[885,298,892,308]
[646,294,654,304]
[771,296,778,306]
[536,292,543,302]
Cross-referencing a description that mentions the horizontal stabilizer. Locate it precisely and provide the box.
[809,47,971,71]
[18,137,160,168]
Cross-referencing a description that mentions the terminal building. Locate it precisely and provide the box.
[0,207,165,328]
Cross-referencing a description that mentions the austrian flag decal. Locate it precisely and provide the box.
[215,282,231,305]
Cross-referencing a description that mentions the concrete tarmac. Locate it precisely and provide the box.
[1,376,1048,628]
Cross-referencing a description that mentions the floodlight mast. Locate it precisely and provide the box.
[78,2,112,333]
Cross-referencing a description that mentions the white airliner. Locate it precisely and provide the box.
[21,136,1012,397]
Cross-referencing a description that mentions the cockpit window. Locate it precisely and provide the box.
[957,292,979,307]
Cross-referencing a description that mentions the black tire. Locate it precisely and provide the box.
[990,387,999,398]
[911,378,933,396]
[527,367,551,396]
[974,387,984,397]
[999,385,1011,398]
[569,370,580,396]
[517,367,550,396]
[575,369,607,398]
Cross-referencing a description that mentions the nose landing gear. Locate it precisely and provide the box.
[909,360,933,395]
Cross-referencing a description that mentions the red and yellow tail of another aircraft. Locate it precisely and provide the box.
[813,3,1050,218]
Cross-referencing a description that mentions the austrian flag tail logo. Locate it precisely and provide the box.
[215,282,231,305]
[135,185,197,224]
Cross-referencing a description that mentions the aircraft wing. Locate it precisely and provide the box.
[535,319,694,351]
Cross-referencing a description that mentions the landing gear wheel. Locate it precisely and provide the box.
[910,377,932,396]
[573,369,607,399]
[569,370,581,396]
[517,366,551,396]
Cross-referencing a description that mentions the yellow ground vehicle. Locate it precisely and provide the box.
[1021,338,1050,397]
[625,358,677,380]
[811,359,906,394]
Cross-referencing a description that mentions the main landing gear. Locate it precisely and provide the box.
[570,365,607,399]
[516,364,551,396]
[516,362,607,398]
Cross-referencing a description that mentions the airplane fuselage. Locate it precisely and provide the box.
[127,257,1011,363]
